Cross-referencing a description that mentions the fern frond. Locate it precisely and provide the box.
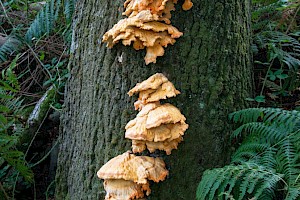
[206,107,300,199]
[25,0,62,43]
[232,142,277,169]
[0,133,33,182]
[231,122,289,143]
[197,169,221,199]
[230,108,300,131]
[253,31,300,70]
[285,187,300,200]
[229,108,264,123]
[0,36,21,62]
[276,137,299,185]
[64,0,76,24]
[196,162,283,200]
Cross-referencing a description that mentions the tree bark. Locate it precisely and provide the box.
[55,0,253,199]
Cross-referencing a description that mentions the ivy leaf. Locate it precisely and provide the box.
[255,95,265,103]
[274,69,283,75]
[276,74,288,79]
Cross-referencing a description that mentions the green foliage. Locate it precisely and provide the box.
[0,0,75,196]
[0,57,33,197]
[25,0,62,43]
[43,57,69,88]
[197,162,282,200]
[0,35,22,62]
[196,108,300,200]
[250,0,300,104]
[254,31,300,70]
[1,0,76,60]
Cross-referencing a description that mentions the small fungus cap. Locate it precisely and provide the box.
[128,73,169,96]
[182,0,193,10]
[128,73,180,109]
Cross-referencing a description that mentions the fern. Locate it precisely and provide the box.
[197,162,283,200]
[0,36,22,62]
[24,0,78,43]
[25,0,62,42]
[229,107,300,129]
[255,31,300,70]
[64,0,76,24]
[1,0,77,62]
[0,58,33,196]
[197,108,300,200]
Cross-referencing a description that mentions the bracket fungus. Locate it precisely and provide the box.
[97,73,188,199]
[97,152,168,200]
[125,102,188,155]
[128,73,180,110]
[102,0,193,64]
[126,73,188,155]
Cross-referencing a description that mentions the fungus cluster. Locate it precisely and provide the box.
[97,73,188,199]
[97,152,168,200]
[102,0,193,64]
[126,73,188,155]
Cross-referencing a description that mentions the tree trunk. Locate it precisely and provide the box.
[55,0,253,199]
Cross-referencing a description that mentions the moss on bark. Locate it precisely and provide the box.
[55,0,252,199]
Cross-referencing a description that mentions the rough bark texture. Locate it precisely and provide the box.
[55,0,253,199]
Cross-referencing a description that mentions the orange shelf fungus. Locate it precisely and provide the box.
[123,0,177,24]
[125,103,188,155]
[97,152,168,200]
[126,73,188,155]
[97,73,188,198]
[102,0,193,64]
[102,10,183,65]
[128,73,180,110]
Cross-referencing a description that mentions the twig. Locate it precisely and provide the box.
[30,140,58,168]
[0,182,10,200]
[285,5,300,34]
[0,0,16,29]
[12,108,51,199]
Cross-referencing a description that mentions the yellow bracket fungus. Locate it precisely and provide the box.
[126,73,188,155]
[102,0,193,64]
[97,152,168,200]
[97,73,188,199]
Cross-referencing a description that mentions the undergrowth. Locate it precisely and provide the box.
[196,108,300,200]
[197,1,300,199]
[249,0,300,106]
[0,0,76,198]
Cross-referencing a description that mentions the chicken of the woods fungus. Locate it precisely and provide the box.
[123,0,193,23]
[128,73,180,110]
[126,73,188,155]
[102,0,193,65]
[125,102,188,155]
[97,152,168,200]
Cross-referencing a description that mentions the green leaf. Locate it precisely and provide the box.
[39,51,45,61]
[276,74,288,79]
[0,105,10,113]
[274,69,283,75]
[0,114,7,126]
[269,74,276,81]
[0,80,18,92]
[255,96,265,103]
[0,93,13,100]
[246,98,255,102]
